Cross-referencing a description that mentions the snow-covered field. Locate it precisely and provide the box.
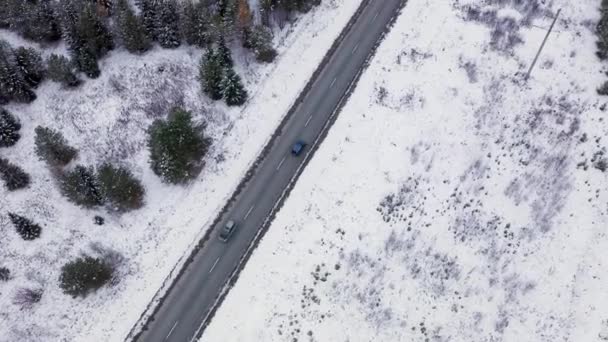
[0,1,364,340]
[202,0,608,341]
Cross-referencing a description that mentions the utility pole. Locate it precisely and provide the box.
[525,8,562,80]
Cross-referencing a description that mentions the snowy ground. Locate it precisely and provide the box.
[0,0,364,340]
[202,0,608,341]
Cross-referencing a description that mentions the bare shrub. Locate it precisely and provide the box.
[12,288,43,309]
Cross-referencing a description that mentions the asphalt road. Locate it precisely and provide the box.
[134,1,404,341]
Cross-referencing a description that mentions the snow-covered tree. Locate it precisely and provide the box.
[115,0,151,53]
[23,0,62,42]
[0,42,36,104]
[0,267,9,281]
[147,108,209,183]
[59,256,113,297]
[245,25,277,63]
[14,47,45,88]
[8,213,42,240]
[156,0,181,48]
[221,67,247,106]
[0,158,30,191]
[47,54,81,88]
[98,163,145,212]
[59,0,113,78]
[200,49,224,100]
[34,126,78,167]
[136,0,160,41]
[181,0,213,48]
[217,38,234,67]
[60,165,104,207]
[0,108,21,148]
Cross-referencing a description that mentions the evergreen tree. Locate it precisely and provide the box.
[8,213,42,240]
[98,163,145,212]
[60,165,104,207]
[156,0,182,49]
[47,54,81,88]
[181,0,213,48]
[221,67,247,106]
[0,158,30,191]
[60,0,112,78]
[0,0,61,42]
[259,0,274,26]
[0,267,9,281]
[217,38,234,68]
[0,108,21,148]
[0,42,36,103]
[76,3,114,58]
[59,256,113,297]
[14,47,45,88]
[23,0,62,42]
[599,3,608,59]
[147,108,209,183]
[245,25,277,63]
[115,0,151,53]
[217,0,238,37]
[75,47,100,78]
[200,49,224,100]
[136,0,160,42]
[34,126,78,167]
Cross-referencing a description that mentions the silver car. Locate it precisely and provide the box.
[218,220,237,242]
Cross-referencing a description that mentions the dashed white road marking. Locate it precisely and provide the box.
[209,257,220,273]
[165,321,179,341]
[330,78,337,88]
[305,115,313,127]
[352,43,360,54]
[244,205,255,220]
[276,156,286,170]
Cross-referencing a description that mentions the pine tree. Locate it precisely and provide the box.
[156,0,181,49]
[8,213,42,240]
[137,0,160,42]
[75,47,101,78]
[147,108,209,183]
[60,0,112,78]
[14,47,45,88]
[98,163,145,212]
[221,67,247,106]
[200,49,224,100]
[181,0,212,48]
[599,3,608,59]
[47,54,81,87]
[23,0,62,43]
[217,0,238,37]
[0,108,21,147]
[259,0,274,26]
[1,0,61,42]
[60,165,104,207]
[34,126,78,167]
[59,256,113,297]
[115,0,151,53]
[0,158,30,191]
[0,267,9,281]
[0,42,36,103]
[77,3,114,58]
[217,38,234,68]
[245,25,277,63]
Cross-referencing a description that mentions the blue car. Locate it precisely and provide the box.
[291,141,307,156]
